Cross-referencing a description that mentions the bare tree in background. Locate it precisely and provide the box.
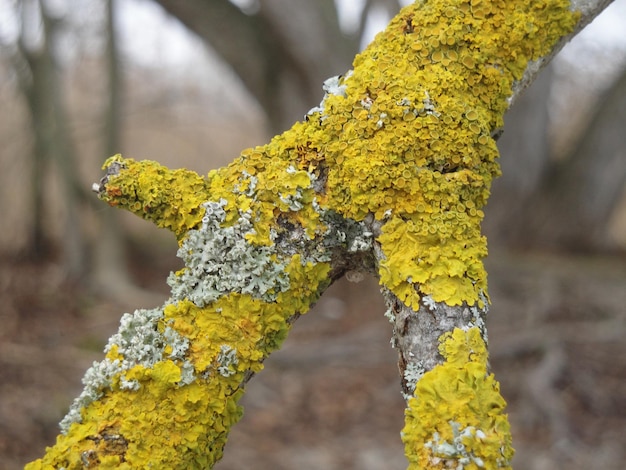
[514,64,626,251]
[0,0,149,297]
[153,0,404,133]
[3,0,86,277]
[90,0,141,299]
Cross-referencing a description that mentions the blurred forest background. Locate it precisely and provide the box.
[1,0,625,468]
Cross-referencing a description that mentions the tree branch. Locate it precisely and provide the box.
[508,0,613,106]
[27,0,612,468]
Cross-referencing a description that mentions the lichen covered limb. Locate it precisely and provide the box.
[378,271,513,468]
[27,257,333,469]
[31,156,348,467]
[95,154,213,240]
[402,327,513,469]
[31,146,369,467]
[351,1,577,467]
[335,0,579,309]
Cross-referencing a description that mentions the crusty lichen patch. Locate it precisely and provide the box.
[402,327,513,469]
[310,0,578,309]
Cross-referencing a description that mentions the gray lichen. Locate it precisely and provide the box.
[306,71,353,118]
[424,421,487,468]
[403,361,426,399]
[168,199,290,306]
[216,345,239,377]
[59,306,192,433]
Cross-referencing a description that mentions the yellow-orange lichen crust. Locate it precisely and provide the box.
[320,0,578,309]
[402,327,513,469]
[205,149,324,246]
[203,0,578,310]
[26,258,330,469]
[99,154,213,240]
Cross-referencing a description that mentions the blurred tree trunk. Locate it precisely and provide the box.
[484,66,553,246]
[152,0,357,133]
[482,58,626,252]
[92,0,134,294]
[521,64,626,251]
[16,0,86,278]
[12,40,47,258]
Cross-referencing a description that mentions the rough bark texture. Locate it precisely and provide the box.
[27,0,611,468]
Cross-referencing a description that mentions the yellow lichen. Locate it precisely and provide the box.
[402,327,513,468]
[26,252,330,469]
[29,0,581,467]
[100,155,212,240]
[157,0,575,309]
[309,0,578,308]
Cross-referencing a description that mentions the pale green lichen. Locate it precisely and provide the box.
[167,199,292,306]
[216,345,239,377]
[424,422,489,468]
[58,306,192,433]
[403,361,426,399]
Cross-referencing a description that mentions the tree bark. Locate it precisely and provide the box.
[27,0,612,468]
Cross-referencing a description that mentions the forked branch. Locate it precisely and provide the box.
[27,0,611,468]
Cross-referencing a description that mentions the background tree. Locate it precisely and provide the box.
[90,0,145,301]
[153,0,405,133]
[0,0,168,302]
[4,0,86,277]
[512,64,626,251]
